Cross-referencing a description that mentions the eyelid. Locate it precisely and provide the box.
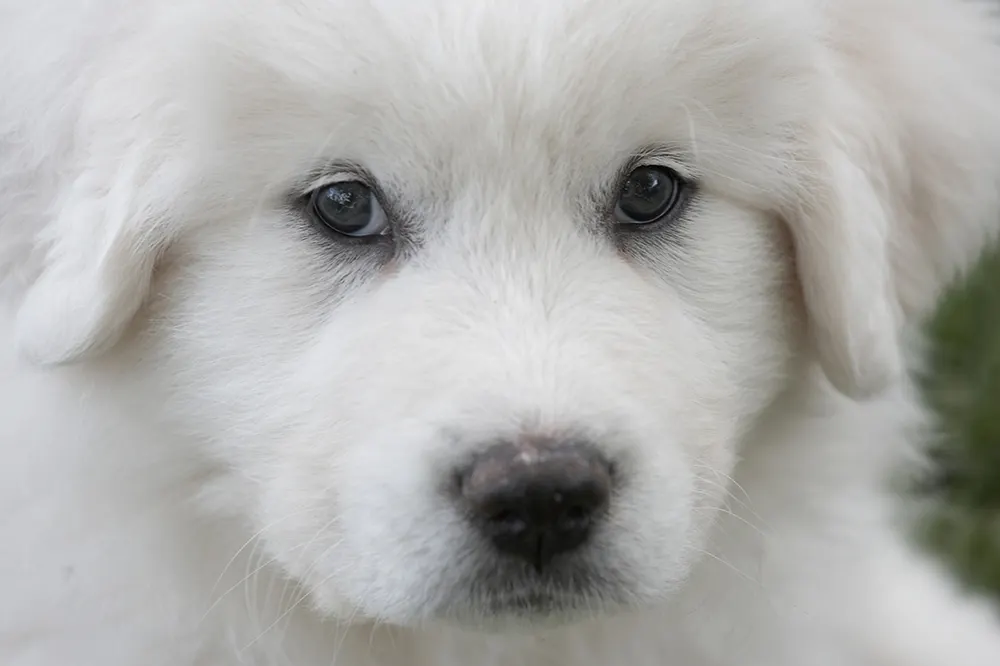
[633,143,696,175]
[300,172,370,196]
[294,158,377,195]
[645,162,693,182]
[627,158,693,183]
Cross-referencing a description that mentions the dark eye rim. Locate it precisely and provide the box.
[609,163,695,233]
[302,179,393,245]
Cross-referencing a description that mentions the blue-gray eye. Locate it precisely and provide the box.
[309,181,389,238]
[613,166,684,225]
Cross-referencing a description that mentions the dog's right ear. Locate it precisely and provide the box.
[15,147,180,366]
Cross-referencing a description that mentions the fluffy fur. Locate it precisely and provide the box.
[2,0,1000,664]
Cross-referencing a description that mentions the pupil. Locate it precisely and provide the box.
[319,183,372,232]
[620,168,673,221]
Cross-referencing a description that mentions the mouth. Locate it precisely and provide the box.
[438,592,606,631]
[480,589,612,619]
[433,552,635,626]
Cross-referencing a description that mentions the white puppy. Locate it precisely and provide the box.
[2,0,1000,664]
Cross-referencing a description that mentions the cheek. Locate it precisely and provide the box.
[138,218,381,419]
[623,203,799,478]
[648,203,800,400]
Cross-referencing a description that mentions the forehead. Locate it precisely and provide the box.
[181,0,821,202]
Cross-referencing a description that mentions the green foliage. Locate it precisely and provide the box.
[916,246,1000,596]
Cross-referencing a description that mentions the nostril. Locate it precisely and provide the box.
[486,509,528,534]
[562,504,591,524]
[488,509,520,524]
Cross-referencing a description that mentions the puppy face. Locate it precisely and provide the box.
[125,0,808,626]
[17,0,999,629]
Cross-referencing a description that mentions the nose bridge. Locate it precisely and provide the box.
[403,225,640,439]
[429,193,602,328]
[439,237,586,370]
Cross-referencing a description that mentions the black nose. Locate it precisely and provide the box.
[457,439,613,572]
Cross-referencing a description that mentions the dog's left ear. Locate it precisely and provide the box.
[15,143,181,366]
[787,6,1000,400]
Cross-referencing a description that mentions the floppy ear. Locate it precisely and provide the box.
[788,4,1000,400]
[15,146,179,366]
[790,136,903,400]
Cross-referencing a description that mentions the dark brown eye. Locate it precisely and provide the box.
[309,181,389,238]
[613,166,684,225]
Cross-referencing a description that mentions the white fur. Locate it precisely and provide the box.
[2,0,1000,664]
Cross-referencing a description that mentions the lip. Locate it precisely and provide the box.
[439,564,631,626]
[434,591,599,631]
[485,590,568,615]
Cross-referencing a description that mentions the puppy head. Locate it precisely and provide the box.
[14,0,1000,627]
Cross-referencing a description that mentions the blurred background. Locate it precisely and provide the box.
[915,246,1000,599]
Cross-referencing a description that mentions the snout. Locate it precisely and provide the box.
[297,260,723,622]
[454,438,615,572]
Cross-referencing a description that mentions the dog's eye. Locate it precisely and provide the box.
[309,181,389,238]
[613,166,685,226]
